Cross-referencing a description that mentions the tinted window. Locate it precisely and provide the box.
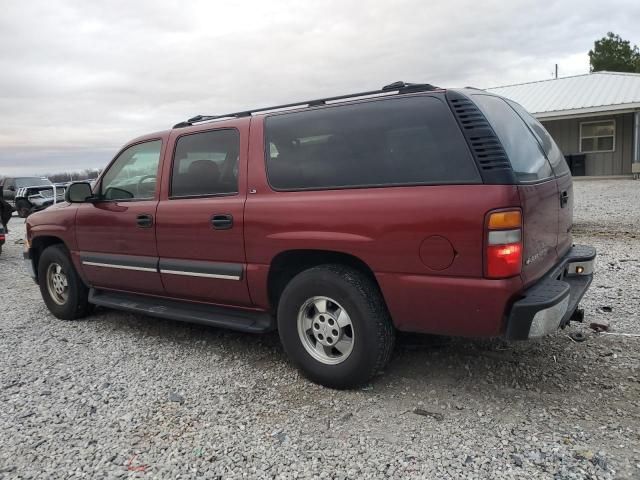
[171,129,239,198]
[472,94,553,182]
[101,140,162,200]
[265,96,480,190]
[507,100,570,177]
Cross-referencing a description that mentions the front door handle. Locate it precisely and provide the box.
[211,214,233,230]
[137,214,153,228]
[560,191,569,208]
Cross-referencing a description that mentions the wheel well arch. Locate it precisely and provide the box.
[30,236,66,279]
[266,249,383,310]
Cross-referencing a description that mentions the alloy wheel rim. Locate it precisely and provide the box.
[297,296,354,365]
[46,263,69,305]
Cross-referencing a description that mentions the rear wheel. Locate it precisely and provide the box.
[38,245,91,320]
[16,199,31,218]
[277,265,395,389]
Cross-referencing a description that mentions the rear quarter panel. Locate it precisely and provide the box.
[245,117,523,335]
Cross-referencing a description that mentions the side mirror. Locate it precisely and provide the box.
[7,186,15,192]
[65,182,93,203]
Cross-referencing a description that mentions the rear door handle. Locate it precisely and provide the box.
[560,191,569,208]
[137,214,153,228]
[211,214,233,230]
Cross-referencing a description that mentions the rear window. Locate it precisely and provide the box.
[472,94,553,182]
[265,96,480,190]
[506,100,571,177]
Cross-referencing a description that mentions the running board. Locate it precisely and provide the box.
[89,289,275,333]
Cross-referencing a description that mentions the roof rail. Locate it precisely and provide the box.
[172,81,439,128]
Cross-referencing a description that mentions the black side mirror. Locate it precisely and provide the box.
[7,186,15,192]
[65,182,93,203]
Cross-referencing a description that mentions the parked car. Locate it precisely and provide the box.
[24,82,596,388]
[0,225,5,255]
[0,176,65,217]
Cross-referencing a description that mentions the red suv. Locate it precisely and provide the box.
[24,82,595,388]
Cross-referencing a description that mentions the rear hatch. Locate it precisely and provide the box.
[469,93,572,286]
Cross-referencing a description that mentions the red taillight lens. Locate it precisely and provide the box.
[486,209,523,279]
[487,243,522,278]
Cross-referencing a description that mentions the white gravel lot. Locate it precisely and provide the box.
[1,179,639,479]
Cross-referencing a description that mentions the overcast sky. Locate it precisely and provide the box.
[1,0,639,176]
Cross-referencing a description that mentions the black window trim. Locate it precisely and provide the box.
[95,138,164,204]
[262,93,482,193]
[168,127,241,200]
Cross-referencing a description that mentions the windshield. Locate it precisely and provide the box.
[16,177,52,188]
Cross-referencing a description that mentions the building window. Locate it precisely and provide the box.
[580,120,615,153]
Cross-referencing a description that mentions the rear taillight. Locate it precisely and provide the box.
[485,209,522,278]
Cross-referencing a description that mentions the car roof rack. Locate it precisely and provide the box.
[172,81,440,128]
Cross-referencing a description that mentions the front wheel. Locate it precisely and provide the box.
[277,265,395,389]
[16,199,31,218]
[38,245,91,320]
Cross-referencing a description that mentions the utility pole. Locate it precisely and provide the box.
[555,64,558,79]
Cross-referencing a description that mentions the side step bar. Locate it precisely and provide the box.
[89,289,275,333]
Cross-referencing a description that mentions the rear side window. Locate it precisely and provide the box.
[171,129,240,198]
[265,96,480,190]
[507,100,570,177]
[472,94,553,182]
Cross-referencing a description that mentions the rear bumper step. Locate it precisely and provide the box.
[89,289,275,333]
[505,245,596,340]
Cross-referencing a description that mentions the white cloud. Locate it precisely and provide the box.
[1,0,639,175]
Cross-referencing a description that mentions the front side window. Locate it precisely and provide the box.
[580,120,615,153]
[472,94,553,182]
[101,140,162,201]
[170,129,240,198]
[264,96,480,190]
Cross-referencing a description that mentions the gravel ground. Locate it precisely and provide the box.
[1,179,639,479]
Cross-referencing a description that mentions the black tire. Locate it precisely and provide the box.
[38,244,91,320]
[277,264,395,389]
[16,199,31,218]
